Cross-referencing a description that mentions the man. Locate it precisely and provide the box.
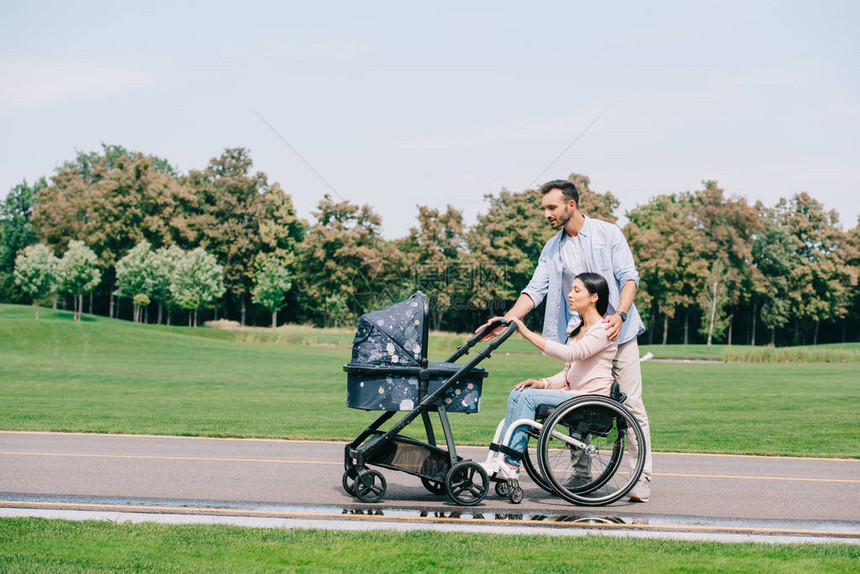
[479,179,652,502]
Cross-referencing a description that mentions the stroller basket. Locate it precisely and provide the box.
[345,363,486,413]
[364,432,459,482]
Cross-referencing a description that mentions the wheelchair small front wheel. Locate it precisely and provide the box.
[509,484,524,504]
[446,461,489,506]
[495,481,510,498]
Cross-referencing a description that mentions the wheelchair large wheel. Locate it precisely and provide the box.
[522,429,554,494]
[537,395,645,507]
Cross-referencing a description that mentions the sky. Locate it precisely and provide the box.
[1,1,857,239]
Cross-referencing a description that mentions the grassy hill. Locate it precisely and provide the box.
[2,304,858,457]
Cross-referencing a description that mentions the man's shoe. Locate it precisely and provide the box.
[628,478,650,502]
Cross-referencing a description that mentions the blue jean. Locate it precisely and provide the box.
[501,388,576,466]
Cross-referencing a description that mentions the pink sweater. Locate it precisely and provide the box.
[542,322,618,396]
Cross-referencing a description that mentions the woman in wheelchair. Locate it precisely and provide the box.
[482,272,617,481]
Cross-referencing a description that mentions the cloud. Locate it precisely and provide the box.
[0,57,158,112]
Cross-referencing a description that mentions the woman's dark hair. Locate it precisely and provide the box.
[576,272,610,316]
[567,272,611,337]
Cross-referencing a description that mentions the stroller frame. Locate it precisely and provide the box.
[344,312,517,506]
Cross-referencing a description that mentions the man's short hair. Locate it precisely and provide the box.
[539,179,580,205]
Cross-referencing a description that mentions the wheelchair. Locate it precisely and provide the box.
[484,382,646,506]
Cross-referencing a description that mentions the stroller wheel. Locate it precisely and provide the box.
[342,467,358,495]
[445,461,489,506]
[420,477,446,495]
[494,481,510,498]
[354,469,387,503]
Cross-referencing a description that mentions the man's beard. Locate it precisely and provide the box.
[549,208,570,229]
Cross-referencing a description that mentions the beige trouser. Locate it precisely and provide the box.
[612,338,652,483]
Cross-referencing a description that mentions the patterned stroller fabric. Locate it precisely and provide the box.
[349,292,427,367]
[345,292,486,413]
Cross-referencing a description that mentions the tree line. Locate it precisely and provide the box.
[1,144,857,345]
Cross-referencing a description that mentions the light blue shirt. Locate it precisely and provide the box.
[522,215,646,345]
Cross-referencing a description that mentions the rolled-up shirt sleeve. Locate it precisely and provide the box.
[543,328,610,363]
[609,226,640,287]
[521,244,551,307]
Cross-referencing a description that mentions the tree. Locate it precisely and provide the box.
[467,187,556,332]
[689,181,761,344]
[32,146,184,258]
[114,241,156,323]
[30,162,92,255]
[626,193,708,344]
[61,144,176,183]
[697,259,731,350]
[150,245,183,325]
[31,146,193,317]
[398,205,467,330]
[322,293,354,329]
[295,194,391,327]
[13,244,57,319]
[252,255,292,328]
[1,178,46,302]
[625,183,760,346]
[57,240,101,321]
[752,203,794,344]
[751,194,853,345]
[170,247,225,327]
[773,193,851,344]
[468,188,553,305]
[837,218,860,341]
[183,148,304,325]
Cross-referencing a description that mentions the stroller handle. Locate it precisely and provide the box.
[445,318,518,363]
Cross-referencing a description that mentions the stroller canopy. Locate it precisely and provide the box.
[349,292,429,368]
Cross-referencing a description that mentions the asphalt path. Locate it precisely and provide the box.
[2,431,858,542]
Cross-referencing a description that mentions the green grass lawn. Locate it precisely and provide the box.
[2,518,858,573]
[2,304,858,457]
[639,343,731,360]
[640,342,860,361]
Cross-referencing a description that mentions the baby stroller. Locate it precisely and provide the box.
[343,291,517,506]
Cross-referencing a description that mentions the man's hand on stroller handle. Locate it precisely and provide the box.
[476,316,516,341]
[477,294,536,341]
